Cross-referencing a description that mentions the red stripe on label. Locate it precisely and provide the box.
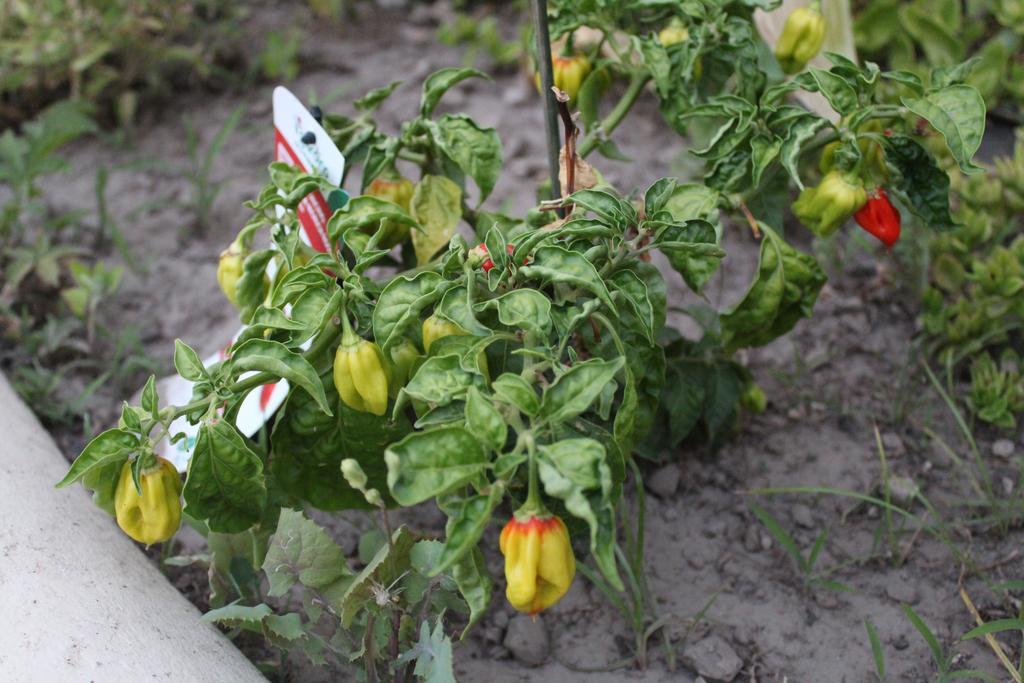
[274,128,333,253]
[258,382,278,411]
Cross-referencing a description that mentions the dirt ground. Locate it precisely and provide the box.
[46,2,1024,681]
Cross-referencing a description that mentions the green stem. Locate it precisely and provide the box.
[397,149,427,165]
[578,73,651,158]
[521,439,543,516]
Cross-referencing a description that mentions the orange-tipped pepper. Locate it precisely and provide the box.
[499,513,576,615]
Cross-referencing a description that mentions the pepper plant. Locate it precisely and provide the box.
[56,1,986,677]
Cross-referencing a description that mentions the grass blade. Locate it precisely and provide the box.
[865,618,885,680]
[749,503,805,573]
[902,603,946,673]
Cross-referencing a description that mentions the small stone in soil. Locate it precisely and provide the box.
[892,634,910,651]
[647,463,681,499]
[992,438,1015,458]
[791,503,815,529]
[503,614,549,667]
[887,476,919,506]
[704,518,728,538]
[881,432,906,458]
[682,634,743,682]
[814,590,839,609]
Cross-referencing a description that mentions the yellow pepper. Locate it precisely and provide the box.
[421,314,468,353]
[535,52,592,101]
[792,170,867,238]
[216,240,247,306]
[658,19,703,79]
[364,173,416,248]
[774,5,826,75]
[499,514,576,615]
[657,21,689,47]
[388,338,421,391]
[114,457,182,545]
[333,332,390,416]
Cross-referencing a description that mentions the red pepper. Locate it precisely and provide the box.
[854,188,901,248]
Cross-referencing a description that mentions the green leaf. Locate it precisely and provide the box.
[464,387,506,451]
[428,114,502,203]
[432,487,501,577]
[373,272,449,352]
[720,228,825,351]
[644,177,677,217]
[385,427,489,506]
[899,4,962,67]
[537,439,621,590]
[340,527,415,626]
[882,135,958,231]
[236,249,275,322]
[960,618,1024,640]
[174,339,208,382]
[609,270,657,344]
[491,373,540,416]
[229,339,332,415]
[451,548,492,637]
[798,69,858,115]
[569,188,636,224]
[541,357,625,424]
[207,530,264,608]
[140,375,159,420]
[653,219,724,294]
[202,603,306,648]
[475,289,552,336]
[865,619,886,680]
[420,67,489,117]
[410,175,462,265]
[326,195,417,243]
[183,421,267,533]
[518,245,615,311]
[263,508,354,597]
[272,374,412,510]
[56,428,137,488]
[402,355,484,407]
[437,286,491,336]
[354,80,402,112]
[397,618,457,682]
[775,111,828,190]
[81,457,126,515]
[901,85,985,174]
[902,604,946,672]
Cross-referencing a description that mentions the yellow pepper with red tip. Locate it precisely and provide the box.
[774,5,826,74]
[114,457,182,545]
[333,333,390,416]
[499,513,576,615]
[364,173,416,248]
[535,52,591,101]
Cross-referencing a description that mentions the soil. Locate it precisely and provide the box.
[40,2,1024,682]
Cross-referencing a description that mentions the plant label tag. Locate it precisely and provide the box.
[273,85,346,253]
[154,334,292,471]
[154,88,345,471]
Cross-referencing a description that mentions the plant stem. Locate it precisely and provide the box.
[529,0,562,203]
[578,73,651,158]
